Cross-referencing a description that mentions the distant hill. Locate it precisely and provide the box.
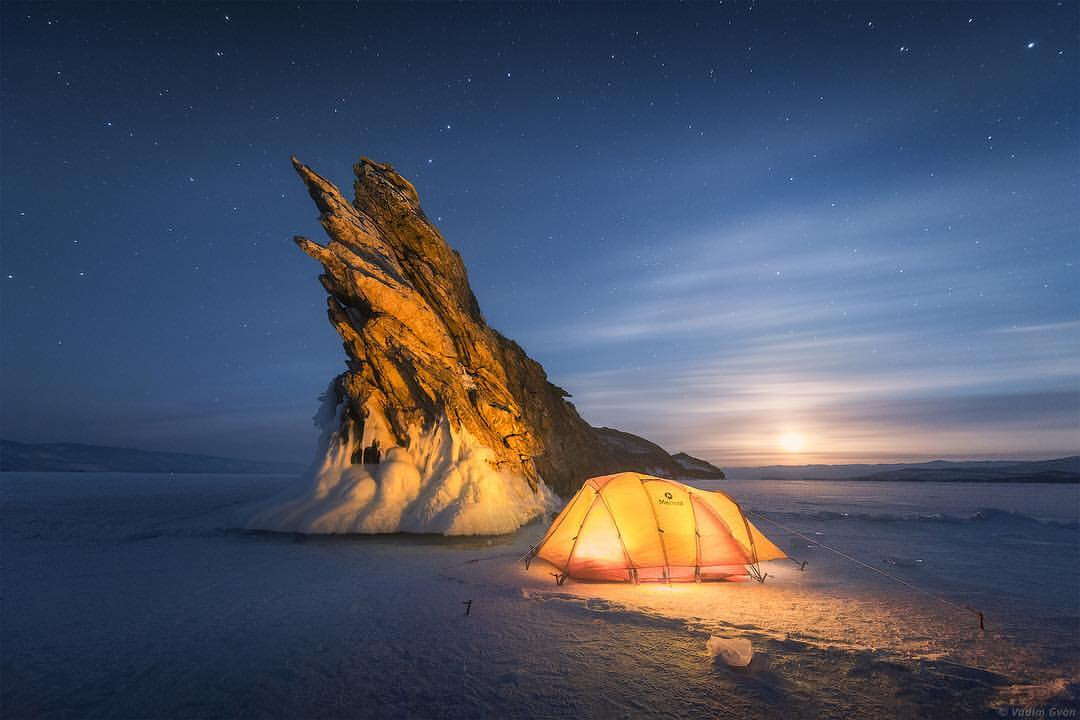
[0,439,305,475]
[591,427,725,479]
[725,456,1079,483]
[670,452,728,479]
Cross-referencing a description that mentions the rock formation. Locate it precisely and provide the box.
[247,155,722,535]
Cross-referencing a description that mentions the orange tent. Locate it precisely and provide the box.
[526,472,786,583]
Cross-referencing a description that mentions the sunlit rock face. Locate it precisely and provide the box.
[248,156,722,535]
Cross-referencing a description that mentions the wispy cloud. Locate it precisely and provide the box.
[987,320,1080,335]
[517,162,1079,465]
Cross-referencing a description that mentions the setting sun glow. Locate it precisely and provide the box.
[779,432,805,453]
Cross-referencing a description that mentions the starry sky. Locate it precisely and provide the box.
[2,2,1077,466]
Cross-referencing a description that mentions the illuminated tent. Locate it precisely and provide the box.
[526,472,787,583]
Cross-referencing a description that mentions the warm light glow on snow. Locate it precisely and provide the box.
[778,432,805,453]
[641,583,694,594]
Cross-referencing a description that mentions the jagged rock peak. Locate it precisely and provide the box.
[248,155,723,536]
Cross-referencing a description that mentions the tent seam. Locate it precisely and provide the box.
[710,488,763,566]
[638,478,672,578]
[532,485,588,559]
[594,487,637,573]
[691,494,752,567]
[563,493,601,574]
[687,491,703,574]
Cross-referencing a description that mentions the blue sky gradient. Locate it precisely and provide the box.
[2,3,1076,464]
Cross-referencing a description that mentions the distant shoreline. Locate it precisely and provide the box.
[3,439,1075,484]
[0,439,305,475]
[718,455,1078,484]
[737,475,1078,484]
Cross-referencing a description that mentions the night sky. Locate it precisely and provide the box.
[2,2,1077,466]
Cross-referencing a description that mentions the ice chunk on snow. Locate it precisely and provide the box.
[706,636,753,667]
[245,388,557,535]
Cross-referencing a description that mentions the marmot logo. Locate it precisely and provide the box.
[658,491,684,506]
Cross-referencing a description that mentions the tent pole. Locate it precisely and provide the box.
[637,478,673,585]
[595,488,636,585]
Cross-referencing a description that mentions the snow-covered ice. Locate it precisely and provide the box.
[2,472,1077,718]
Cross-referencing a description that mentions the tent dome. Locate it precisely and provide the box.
[528,472,786,583]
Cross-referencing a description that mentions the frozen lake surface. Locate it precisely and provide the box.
[2,472,1077,718]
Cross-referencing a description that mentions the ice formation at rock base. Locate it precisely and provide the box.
[248,385,557,535]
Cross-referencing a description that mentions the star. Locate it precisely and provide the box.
[1026,41,1036,49]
